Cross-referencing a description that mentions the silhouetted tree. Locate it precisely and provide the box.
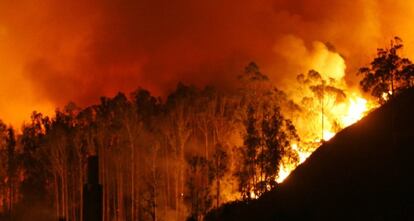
[185,156,212,221]
[6,127,17,218]
[359,37,414,103]
[236,105,260,200]
[209,145,229,208]
[0,121,8,213]
[19,112,50,207]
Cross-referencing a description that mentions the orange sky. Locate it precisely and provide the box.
[1,0,414,127]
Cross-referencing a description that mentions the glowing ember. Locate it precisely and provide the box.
[381,91,393,101]
[250,191,259,199]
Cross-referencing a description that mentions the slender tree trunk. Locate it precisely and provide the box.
[179,143,185,221]
[175,162,179,221]
[136,153,141,221]
[152,149,157,221]
[216,157,220,208]
[126,125,136,221]
[165,142,171,208]
[64,166,69,220]
[61,171,65,219]
[321,84,324,141]
[54,173,60,218]
[102,147,109,221]
[117,166,124,221]
[79,157,84,221]
[9,177,12,219]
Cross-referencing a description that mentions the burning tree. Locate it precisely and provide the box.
[235,62,300,199]
[236,103,299,199]
[0,54,389,221]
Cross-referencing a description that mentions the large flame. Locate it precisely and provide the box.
[275,39,379,183]
[276,95,374,183]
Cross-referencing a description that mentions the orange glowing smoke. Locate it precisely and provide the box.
[2,0,414,127]
[274,40,379,183]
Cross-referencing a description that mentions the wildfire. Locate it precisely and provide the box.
[276,163,293,183]
[322,130,336,141]
[341,95,369,127]
[276,93,376,183]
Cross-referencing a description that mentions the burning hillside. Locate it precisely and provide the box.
[206,84,414,221]
[1,1,414,221]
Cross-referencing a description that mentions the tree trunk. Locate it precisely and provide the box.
[61,170,66,219]
[165,141,171,208]
[54,173,60,218]
[179,143,185,221]
[152,149,158,221]
[175,163,179,221]
[64,166,69,221]
[79,158,84,221]
[216,157,220,208]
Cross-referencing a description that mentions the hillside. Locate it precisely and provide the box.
[207,88,414,221]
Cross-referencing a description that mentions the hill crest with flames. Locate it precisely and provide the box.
[206,88,414,221]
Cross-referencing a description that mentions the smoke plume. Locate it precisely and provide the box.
[1,0,414,126]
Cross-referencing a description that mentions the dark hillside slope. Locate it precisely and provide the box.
[207,88,414,221]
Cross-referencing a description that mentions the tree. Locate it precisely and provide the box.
[236,105,260,200]
[6,127,17,218]
[185,156,212,221]
[236,100,300,199]
[142,142,161,221]
[359,37,414,103]
[296,70,346,141]
[260,106,299,188]
[19,112,52,213]
[209,145,228,208]
[0,121,8,214]
[164,83,197,220]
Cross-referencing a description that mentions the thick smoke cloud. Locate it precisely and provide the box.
[1,0,414,126]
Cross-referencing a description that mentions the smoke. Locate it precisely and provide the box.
[1,0,414,126]
[273,35,346,80]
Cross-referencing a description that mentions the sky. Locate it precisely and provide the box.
[1,0,414,127]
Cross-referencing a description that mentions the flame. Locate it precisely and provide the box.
[381,91,393,101]
[250,191,259,199]
[291,143,311,164]
[341,96,368,127]
[322,130,336,141]
[276,143,312,183]
[276,163,292,183]
[276,93,376,183]
[272,38,386,184]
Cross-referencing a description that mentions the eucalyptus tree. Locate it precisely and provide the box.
[359,37,414,103]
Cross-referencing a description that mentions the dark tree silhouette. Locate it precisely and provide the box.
[185,156,212,221]
[236,102,299,199]
[260,106,299,191]
[6,128,17,218]
[236,105,261,200]
[209,145,229,208]
[359,37,414,103]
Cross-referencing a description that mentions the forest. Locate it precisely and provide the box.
[0,37,414,221]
